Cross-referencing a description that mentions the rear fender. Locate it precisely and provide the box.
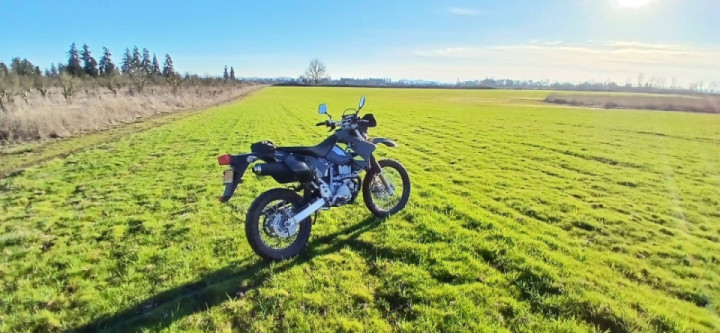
[219,152,278,202]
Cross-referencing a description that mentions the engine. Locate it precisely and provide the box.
[304,156,360,206]
[330,164,359,206]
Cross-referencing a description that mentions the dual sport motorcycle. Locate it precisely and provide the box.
[217,96,410,260]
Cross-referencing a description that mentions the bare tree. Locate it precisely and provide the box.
[304,59,327,85]
[34,76,48,97]
[59,73,76,102]
[167,73,182,94]
[133,74,149,94]
[0,72,21,112]
[103,75,120,96]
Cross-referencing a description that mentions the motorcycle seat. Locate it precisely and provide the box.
[277,135,337,157]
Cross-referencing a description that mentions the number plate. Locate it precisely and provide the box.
[223,169,235,184]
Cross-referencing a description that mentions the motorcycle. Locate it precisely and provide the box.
[217,96,411,260]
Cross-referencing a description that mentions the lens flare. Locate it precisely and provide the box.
[616,0,653,8]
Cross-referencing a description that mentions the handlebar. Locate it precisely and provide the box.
[316,115,367,131]
[317,120,338,126]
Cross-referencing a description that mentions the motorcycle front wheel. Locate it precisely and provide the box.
[245,188,312,261]
[362,159,411,217]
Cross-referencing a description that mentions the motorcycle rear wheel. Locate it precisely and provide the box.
[245,188,312,261]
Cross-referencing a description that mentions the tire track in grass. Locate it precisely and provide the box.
[404,186,717,331]
[376,112,720,326]
[359,189,703,332]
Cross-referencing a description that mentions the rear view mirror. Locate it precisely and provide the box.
[358,96,366,110]
[318,104,327,115]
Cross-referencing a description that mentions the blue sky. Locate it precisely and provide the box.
[1,0,718,84]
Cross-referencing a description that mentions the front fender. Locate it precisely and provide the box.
[370,137,398,148]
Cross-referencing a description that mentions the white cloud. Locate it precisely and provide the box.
[383,41,720,84]
[448,7,483,16]
[220,41,720,87]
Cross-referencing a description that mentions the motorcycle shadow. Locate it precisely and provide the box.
[72,215,385,332]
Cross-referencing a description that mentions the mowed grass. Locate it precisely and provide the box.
[1,87,720,332]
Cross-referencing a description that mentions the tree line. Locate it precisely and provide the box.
[0,43,244,111]
[282,59,719,95]
[0,42,245,82]
[0,43,179,79]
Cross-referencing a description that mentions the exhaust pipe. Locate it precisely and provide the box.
[252,163,291,176]
[287,198,325,226]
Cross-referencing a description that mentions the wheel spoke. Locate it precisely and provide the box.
[370,166,404,211]
[258,199,299,250]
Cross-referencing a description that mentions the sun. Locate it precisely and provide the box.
[615,0,653,8]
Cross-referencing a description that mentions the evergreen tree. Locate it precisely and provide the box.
[50,63,58,76]
[131,46,141,74]
[230,66,236,80]
[57,63,67,74]
[151,54,161,76]
[141,48,151,75]
[35,66,41,76]
[0,61,7,75]
[99,47,116,76]
[10,58,21,74]
[67,42,83,76]
[162,54,175,77]
[121,48,132,74]
[223,66,229,80]
[10,57,37,76]
[81,44,99,77]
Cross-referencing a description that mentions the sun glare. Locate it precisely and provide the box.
[615,0,653,8]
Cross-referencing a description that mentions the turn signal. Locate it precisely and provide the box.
[218,154,231,165]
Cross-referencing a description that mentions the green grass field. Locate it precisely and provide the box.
[1,87,719,332]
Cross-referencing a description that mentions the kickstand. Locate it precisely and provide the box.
[312,211,319,224]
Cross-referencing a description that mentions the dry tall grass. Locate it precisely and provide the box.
[545,93,720,113]
[0,84,263,143]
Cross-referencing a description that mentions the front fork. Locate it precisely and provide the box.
[370,156,394,195]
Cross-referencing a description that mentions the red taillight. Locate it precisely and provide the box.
[218,154,231,165]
